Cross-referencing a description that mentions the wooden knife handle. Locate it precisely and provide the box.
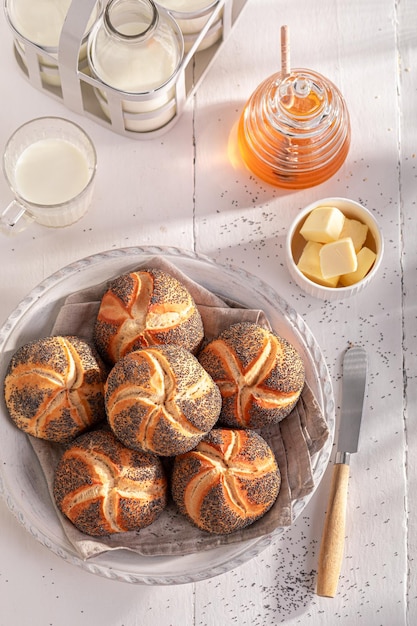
[316,462,350,597]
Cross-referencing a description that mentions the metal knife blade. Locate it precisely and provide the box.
[335,346,368,464]
[316,345,368,597]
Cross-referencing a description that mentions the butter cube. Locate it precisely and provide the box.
[297,241,340,287]
[299,206,345,243]
[339,217,368,252]
[319,237,358,279]
[339,247,377,286]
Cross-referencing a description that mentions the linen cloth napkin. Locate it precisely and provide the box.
[29,257,329,559]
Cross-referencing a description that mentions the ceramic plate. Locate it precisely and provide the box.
[0,246,334,585]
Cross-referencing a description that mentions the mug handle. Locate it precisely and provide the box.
[0,201,35,235]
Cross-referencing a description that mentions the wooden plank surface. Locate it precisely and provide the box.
[0,0,413,624]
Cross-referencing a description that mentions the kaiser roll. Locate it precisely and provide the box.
[171,427,281,534]
[198,322,305,428]
[3,335,106,443]
[53,429,167,536]
[93,268,204,364]
[105,344,222,456]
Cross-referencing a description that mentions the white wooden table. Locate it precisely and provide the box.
[0,1,416,624]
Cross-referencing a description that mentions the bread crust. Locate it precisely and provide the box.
[105,344,222,456]
[93,269,204,364]
[198,322,305,428]
[53,429,167,536]
[171,428,281,534]
[4,335,106,443]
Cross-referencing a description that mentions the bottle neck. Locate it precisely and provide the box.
[104,0,159,42]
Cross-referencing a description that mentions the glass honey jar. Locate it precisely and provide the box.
[237,68,351,189]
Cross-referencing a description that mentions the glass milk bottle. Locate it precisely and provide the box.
[156,0,221,51]
[237,67,351,189]
[87,0,184,132]
[4,0,102,86]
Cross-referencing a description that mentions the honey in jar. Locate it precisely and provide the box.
[238,68,351,189]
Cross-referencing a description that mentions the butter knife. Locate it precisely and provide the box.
[316,345,368,597]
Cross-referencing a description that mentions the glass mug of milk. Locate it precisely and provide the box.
[1,117,97,233]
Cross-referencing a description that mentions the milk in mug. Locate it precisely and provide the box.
[2,117,97,232]
[15,138,91,205]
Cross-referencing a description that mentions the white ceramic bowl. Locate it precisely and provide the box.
[286,197,384,301]
[0,246,335,585]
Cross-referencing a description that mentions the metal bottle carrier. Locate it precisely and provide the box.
[4,0,247,139]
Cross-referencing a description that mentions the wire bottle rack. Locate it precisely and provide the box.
[4,0,247,139]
